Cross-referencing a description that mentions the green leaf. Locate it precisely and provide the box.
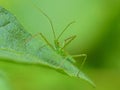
[0,6,95,87]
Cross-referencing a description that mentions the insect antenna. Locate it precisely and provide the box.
[32,4,56,40]
[56,21,76,41]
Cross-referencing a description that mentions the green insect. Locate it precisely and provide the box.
[29,5,87,68]
[0,5,95,86]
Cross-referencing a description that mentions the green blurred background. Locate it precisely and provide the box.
[0,0,120,90]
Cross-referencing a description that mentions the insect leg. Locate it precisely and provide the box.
[38,33,54,50]
[24,33,40,44]
[72,54,87,69]
[32,3,56,40]
[62,35,76,49]
[24,33,54,50]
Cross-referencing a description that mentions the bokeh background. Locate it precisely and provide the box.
[0,0,120,90]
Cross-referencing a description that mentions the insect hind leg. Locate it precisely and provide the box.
[72,54,87,69]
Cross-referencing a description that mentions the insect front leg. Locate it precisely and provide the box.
[24,33,54,50]
[38,33,54,50]
[72,54,87,69]
[24,33,40,44]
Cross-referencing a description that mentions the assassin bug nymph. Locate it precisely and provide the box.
[27,5,87,68]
